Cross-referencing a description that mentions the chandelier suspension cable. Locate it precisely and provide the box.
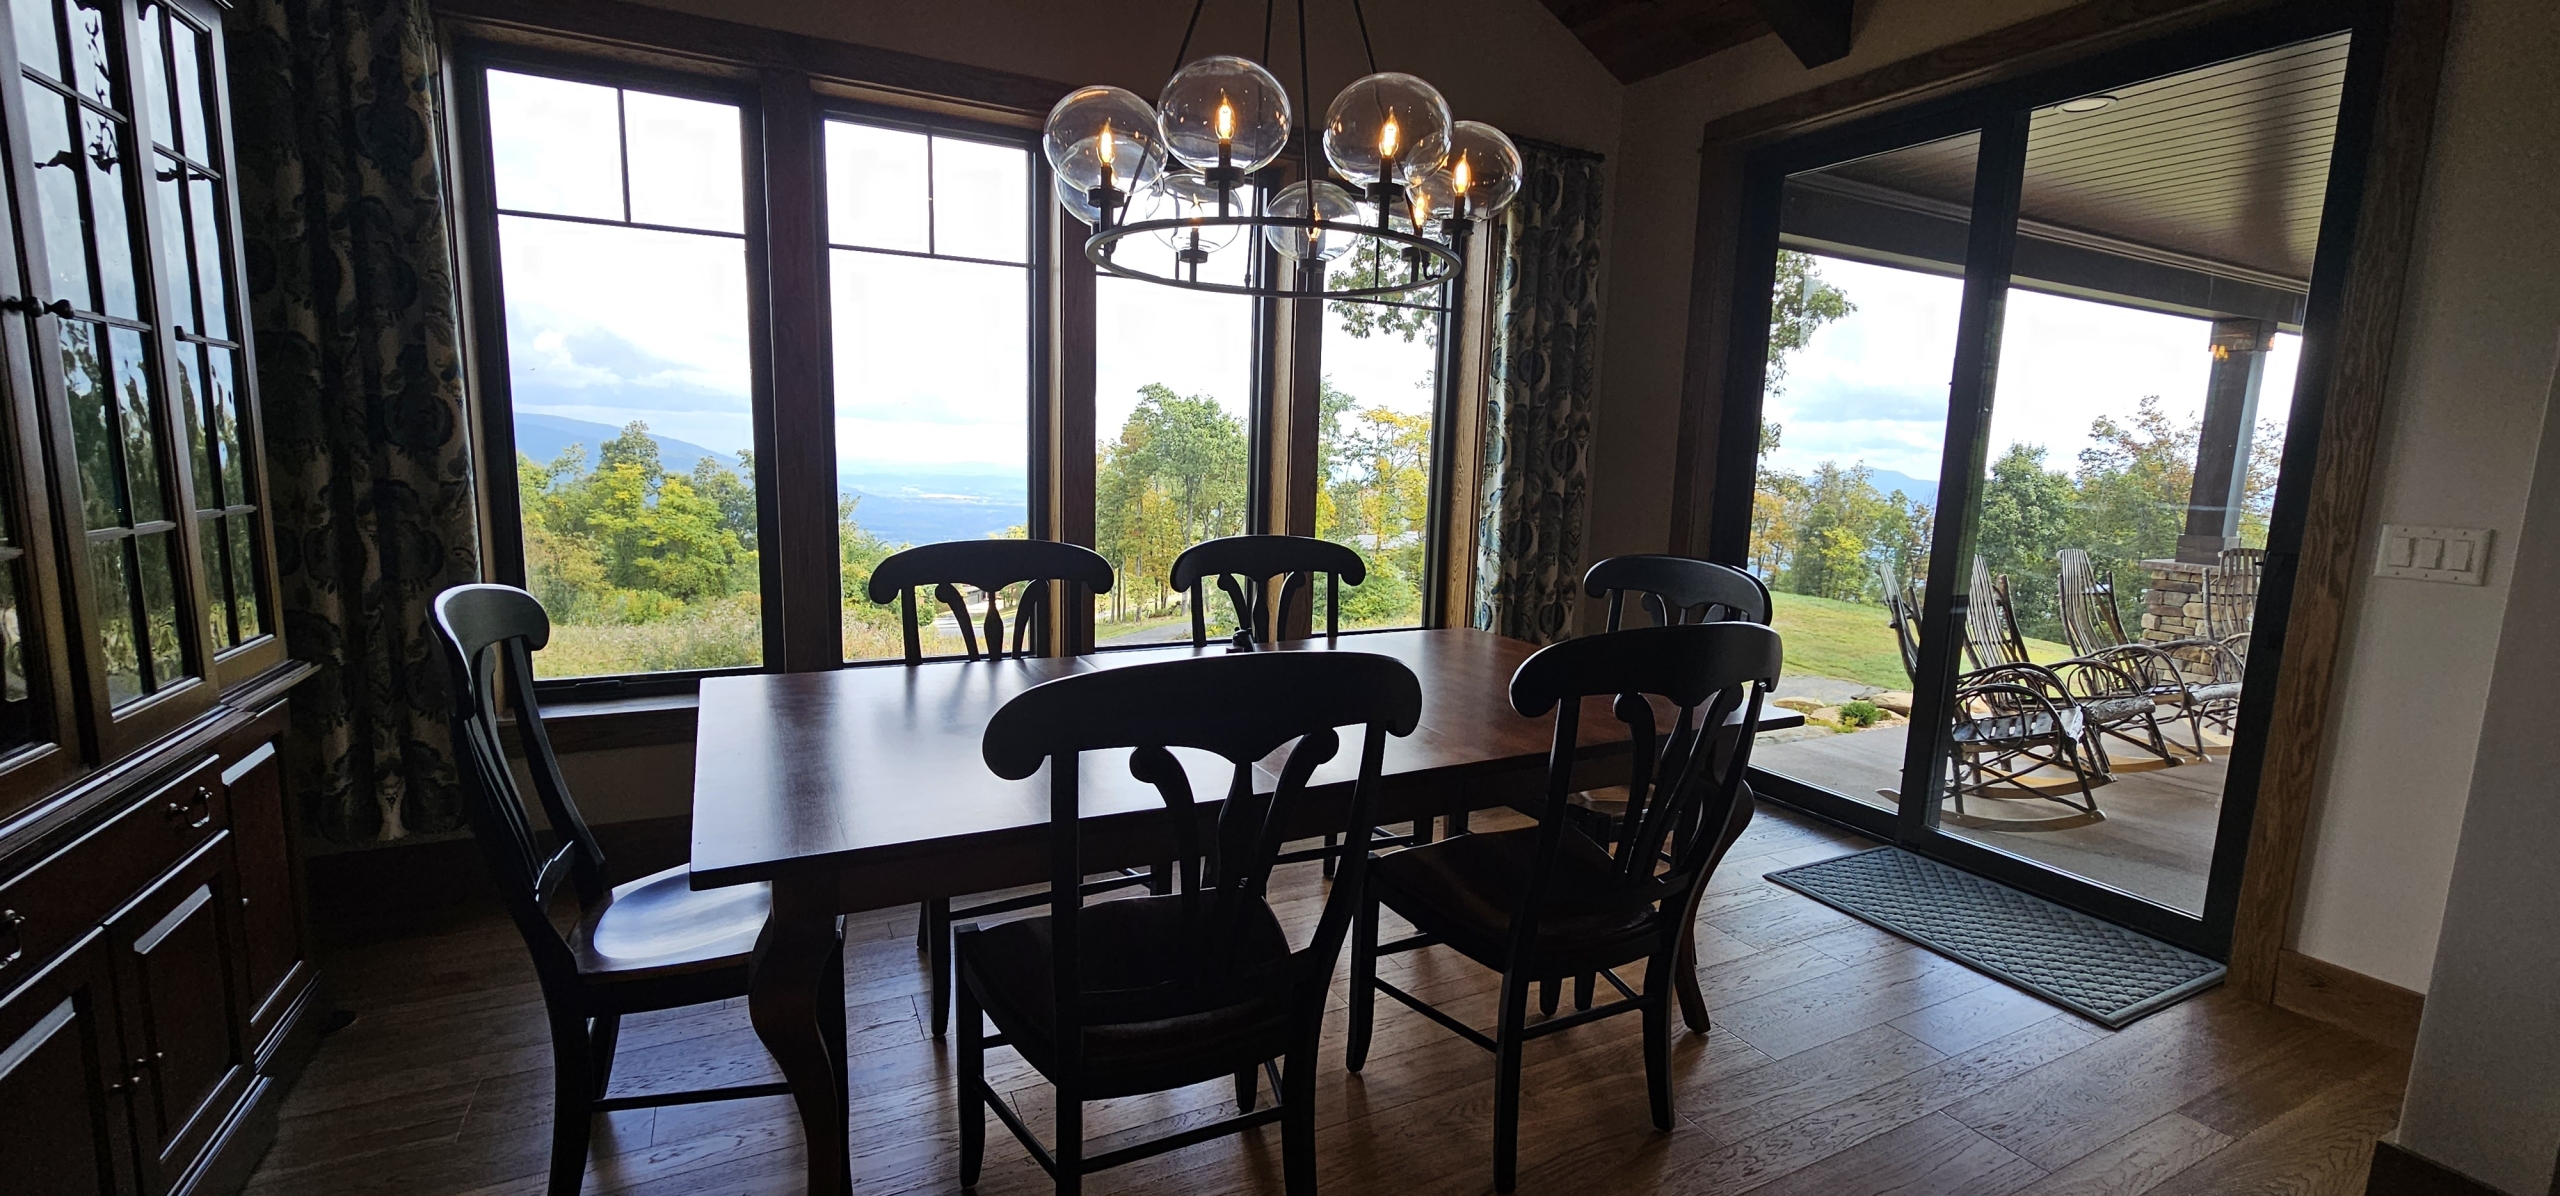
[1348,0,1379,74]
[1170,0,1211,78]
[1262,0,1276,67]
[1296,0,1317,255]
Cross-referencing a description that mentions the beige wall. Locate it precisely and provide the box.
[2289,0,2560,992]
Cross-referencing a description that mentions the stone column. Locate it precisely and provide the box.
[2177,317,2277,564]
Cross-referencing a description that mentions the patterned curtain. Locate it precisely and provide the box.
[228,0,478,842]
[1474,140,1605,644]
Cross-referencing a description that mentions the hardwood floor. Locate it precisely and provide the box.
[245,804,2404,1195]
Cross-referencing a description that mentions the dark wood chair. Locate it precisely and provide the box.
[865,539,1150,1036]
[1585,552,1771,630]
[1168,534,1420,875]
[431,584,839,1196]
[959,650,1424,1195]
[1166,533,1365,647]
[1346,621,1780,1193]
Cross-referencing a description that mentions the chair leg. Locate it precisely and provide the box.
[1574,972,1595,1012]
[1538,976,1560,1017]
[1642,972,1674,1131]
[1346,889,1379,1073]
[1149,859,1174,895]
[1235,1065,1259,1113]
[1492,976,1531,1194]
[1411,816,1434,846]
[928,898,952,1037]
[1054,1084,1083,1196]
[1281,1041,1319,1196]
[825,938,850,1111]
[916,901,931,953]
[957,959,986,1187]
[585,1013,620,1101]
[1322,832,1339,878]
[546,1012,597,1196]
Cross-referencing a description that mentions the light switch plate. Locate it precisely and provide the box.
[2375,524,2491,584]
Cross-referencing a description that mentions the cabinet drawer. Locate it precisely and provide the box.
[0,756,227,986]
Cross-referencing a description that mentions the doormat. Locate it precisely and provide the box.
[1765,847,2224,1028]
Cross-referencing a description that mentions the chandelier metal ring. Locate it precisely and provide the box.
[1085,217,1462,299]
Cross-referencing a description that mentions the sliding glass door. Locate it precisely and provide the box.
[1727,13,2368,955]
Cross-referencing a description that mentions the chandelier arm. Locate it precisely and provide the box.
[1349,0,1379,74]
[1170,0,1211,76]
[1086,218,1459,299]
[1262,0,1274,64]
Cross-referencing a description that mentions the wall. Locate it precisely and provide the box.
[2288,0,2559,992]
[1584,0,2078,635]
[522,0,1625,828]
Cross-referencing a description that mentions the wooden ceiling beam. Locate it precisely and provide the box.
[1747,0,1856,68]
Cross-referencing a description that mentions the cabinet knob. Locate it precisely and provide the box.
[0,295,71,318]
[0,908,21,969]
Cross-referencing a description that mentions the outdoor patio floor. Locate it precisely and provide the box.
[1752,722,2223,915]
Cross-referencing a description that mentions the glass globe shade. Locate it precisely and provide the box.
[1262,179,1359,261]
[1154,170,1239,252]
[1156,55,1291,174]
[1043,85,1166,195]
[1404,167,1458,227]
[1446,121,1524,217]
[1323,72,1450,187]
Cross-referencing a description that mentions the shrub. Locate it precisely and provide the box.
[1839,699,1881,729]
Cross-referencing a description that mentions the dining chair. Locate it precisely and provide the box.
[1556,553,1771,1015]
[1167,533,1365,648]
[1168,533,1422,875]
[1584,552,1771,630]
[959,649,1423,1195]
[1345,621,1781,1193]
[431,584,841,1196]
[865,539,1149,1036]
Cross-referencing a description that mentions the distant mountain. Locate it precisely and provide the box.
[1867,468,1938,507]
[512,412,739,477]
[841,468,1027,546]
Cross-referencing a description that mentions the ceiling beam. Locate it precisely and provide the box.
[1748,0,1855,68]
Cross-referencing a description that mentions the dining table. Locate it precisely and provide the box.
[686,626,1805,1195]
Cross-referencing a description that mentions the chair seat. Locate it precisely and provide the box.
[960,895,1297,1098]
[572,865,769,980]
[1953,706,2084,747]
[2183,682,2242,703]
[2080,695,2158,723]
[1368,826,1658,975]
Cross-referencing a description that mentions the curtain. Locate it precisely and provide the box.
[1474,140,1605,644]
[229,0,478,842]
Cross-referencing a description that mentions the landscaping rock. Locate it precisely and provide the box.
[1872,690,1915,716]
[1775,674,1884,705]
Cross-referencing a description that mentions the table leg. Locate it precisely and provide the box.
[751,880,851,1196]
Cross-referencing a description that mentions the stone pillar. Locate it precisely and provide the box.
[2138,558,2211,642]
[2178,317,2277,564]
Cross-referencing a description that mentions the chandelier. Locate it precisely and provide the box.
[1042,0,1525,300]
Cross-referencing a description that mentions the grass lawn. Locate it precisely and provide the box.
[1769,592,2073,691]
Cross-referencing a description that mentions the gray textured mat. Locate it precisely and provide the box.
[1765,847,2223,1027]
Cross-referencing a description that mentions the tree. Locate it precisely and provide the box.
[1766,250,1854,395]
[2068,394,2194,593]
[1328,241,1439,344]
[1094,384,1247,620]
[1975,443,2076,639]
[515,420,758,625]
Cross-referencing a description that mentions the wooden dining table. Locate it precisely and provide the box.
[686,627,1803,1195]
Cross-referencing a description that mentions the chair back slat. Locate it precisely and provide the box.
[1582,554,1770,631]
[1877,559,1926,685]
[867,540,1114,664]
[431,584,611,992]
[1506,623,1781,972]
[2205,547,2264,642]
[983,652,1421,1057]
[1168,535,1366,646]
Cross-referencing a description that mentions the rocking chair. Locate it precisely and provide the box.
[2055,548,2244,751]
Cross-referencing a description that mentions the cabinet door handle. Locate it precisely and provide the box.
[0,295,71,318]
[0,908,21,969]
[167,786,213,830]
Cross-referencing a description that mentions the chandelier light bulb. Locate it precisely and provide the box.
[1263,179,1359,262]
[1324,72,1450,187]
[1157,55,1291,176]
[1447,120,1522,219]
[1044,85,1166,199]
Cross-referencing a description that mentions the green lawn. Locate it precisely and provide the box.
[1769,593,2072,691]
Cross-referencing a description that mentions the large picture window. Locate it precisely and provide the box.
[475,66,762,681]
[1318,261,1445,631]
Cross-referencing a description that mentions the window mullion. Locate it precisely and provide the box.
[755,70,841,673]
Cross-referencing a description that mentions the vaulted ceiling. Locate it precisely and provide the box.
[1537,0,1855,84]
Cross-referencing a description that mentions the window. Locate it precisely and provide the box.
[1092,224,1254,643]
[1317,248,1445,631]
[457,44,1490,692]
[823,118,1035,662]
[475,67,762,681]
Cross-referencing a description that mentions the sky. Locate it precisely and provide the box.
[486,69,1437,500]
[1762,255,2301,487]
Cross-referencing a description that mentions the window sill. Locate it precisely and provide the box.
[509,691,699,755]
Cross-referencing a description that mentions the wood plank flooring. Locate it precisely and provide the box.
[245,804,2404,1195]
